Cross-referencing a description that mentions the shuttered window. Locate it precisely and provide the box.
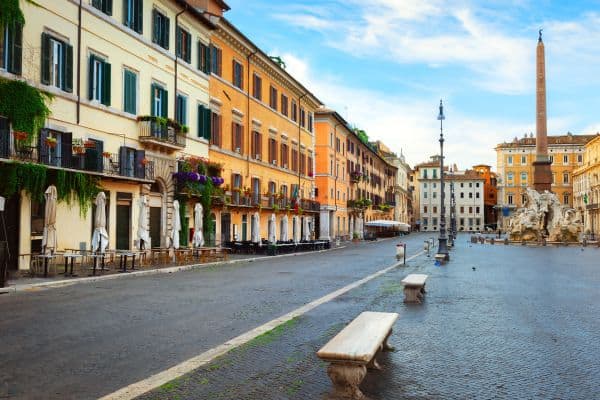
[252,74,262,100]
[152,9,170,49]
[197,104,211,140]
[175,94,187,126]
[123,69,137,114]
[176,26,191,63]
[92,0,112,15]
[232,60,243,89]
[210,45,222,76]
[151,84,168,117]
[197,41,210,74]
[232,122,243,154]
[88,54,111,106]
[41,33,73,92]
[210,112,221,146]
[1,23,22,75]
[123,0,143,33]
[251,130,262,160]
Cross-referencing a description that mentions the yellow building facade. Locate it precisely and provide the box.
[495,134,594,228]
[573,134,600,237]
[207,19,322,244]
[0,0,228,271]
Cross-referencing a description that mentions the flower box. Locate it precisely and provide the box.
[45,137,57,148]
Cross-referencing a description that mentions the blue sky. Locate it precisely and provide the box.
[224,0,600,169]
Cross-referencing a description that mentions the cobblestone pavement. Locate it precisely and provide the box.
[0,235,423,399]
[139,238,600,400]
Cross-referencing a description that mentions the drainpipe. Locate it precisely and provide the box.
[333,122,343,238]
[76,0,82,124]
[246,49,257,179]
[174,6,187,123]
[297,92,308,195]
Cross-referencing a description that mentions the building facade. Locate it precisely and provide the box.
[0,0,228,271]
[495,133,594,228]
[573,134,600,238]
[207,18,321,245]
[472,164,498,228]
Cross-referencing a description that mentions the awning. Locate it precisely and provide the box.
[365,220,411,231]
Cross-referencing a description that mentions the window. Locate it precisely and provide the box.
[281,94,288,117]
[476,218,480,226]
[198,41,210,74]
[151,84,168,117]
[423,169,428,179]
[268,138,277,165]
[269,86,277,110]
[423,192,427,199]
[520,172,527,184]
[460,206,464,213]
[423,218,428,227]
[433,169,437,179]
[1,22,22,74]
[291,148,298,172]
[433,217,438,226]
[308,113,313,133]
[175,94,187,126]
[88,54,111,105]
[476,182,480,188]
[476,206,480,214]
[563,193,570,205]
[152,9,169,49]
[124,0,143,33]
[577,154,583,163]
[521,194,527,204]
[280,143,289,168]
[521,155,526,164]
[291,100,297,122]
[300,108,306,127]
[459,218,464,226]
[432,192,437,199]
[507,172,514,181]
[197,104,211,140]
[252,73,262,100]
[300,153,306,175]
[507,155,513,165]
[119,146,145,178]
[308,155,313,176]
[476,192,480,199]
[210,112,221,146]
[549,155,554,164]
[423,206,428,213]
[41,33,73,92]
[563,172,569,184]
[251,130,262,160]
[210,45,222,76]
[508,194,513,205]
[433,206,437,213]
[232,60,243,89]
[232,122,243,154]
[123,69,137,114]
[176,26,192,63]
[423,183,427,188]
[469,182,472,188]
[469,192,473,198]
[92,0,112,15]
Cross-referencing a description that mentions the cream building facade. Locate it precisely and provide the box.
[0,0,228,271]
[573,134,600,238]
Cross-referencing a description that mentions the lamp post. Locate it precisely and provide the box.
[435,100,450,262]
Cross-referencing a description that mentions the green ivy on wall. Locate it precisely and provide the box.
[0,78,53,141]
[178,200,188,247]
[55,170,101,216]
[0,0,25,30]
[0,163,47,202]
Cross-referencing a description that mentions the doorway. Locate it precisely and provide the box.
[149,207,161,248]
[221,213,231,244]
[241,214,247,241]
[116,204,131,250]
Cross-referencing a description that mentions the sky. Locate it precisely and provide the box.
[224,0,600,170]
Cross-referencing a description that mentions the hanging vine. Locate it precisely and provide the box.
[0,163,47,202]
[55,170,101,216]
[0,78,53,142]
[0,0,25,30]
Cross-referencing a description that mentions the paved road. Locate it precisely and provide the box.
[0,235,425,399]
[140,237,600,400]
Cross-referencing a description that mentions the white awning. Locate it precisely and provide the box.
[365,220,411,231]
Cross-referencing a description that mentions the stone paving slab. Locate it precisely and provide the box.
[139,238,600,400]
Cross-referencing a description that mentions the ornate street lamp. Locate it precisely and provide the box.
[435,100,450,262]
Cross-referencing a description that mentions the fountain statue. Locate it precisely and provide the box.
[506,188,582,242]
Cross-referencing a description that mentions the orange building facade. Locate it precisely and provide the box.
[472,164,498,228]
[207,19,322,244]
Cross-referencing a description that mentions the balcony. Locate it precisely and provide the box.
[0,132,154,181]
[586,203,599,210]
[138,117,186,151]
[214,191,319,213]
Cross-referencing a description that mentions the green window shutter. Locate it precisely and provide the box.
[176,26,181,57]
[150,84,156,116]
[124,70,136,114]
[102,61,111,106]
[105,0,113,15]
[64,43,73,93]
[88,55,95,100]
[204,108,211,141]
[204,44,211,74]
[151,9,158,44]
[185,32,191,63]
[197,41,202,70]
[164,17,170,50]
[135,0,143,33]
[197,104,204,138]
[40,33,51,84]
[8,23,22,75]
[161,87,168,117]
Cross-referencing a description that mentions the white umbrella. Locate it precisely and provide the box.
[281,215,289,241]
[251,212,260,243]
[303,217,311,241]
[137,195,151,249]
[91,192,109,253]
[293,216,300,243]
[268,213,276,244]
[192,203,204,248]
[172,200,181,249]
[42,185,57,254]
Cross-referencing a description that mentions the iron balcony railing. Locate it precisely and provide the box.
[138,120,186,148]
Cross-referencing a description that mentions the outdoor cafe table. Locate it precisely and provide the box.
[88,253,107,276]
[63,253,84,276]
[33,254,59,278]
[150,248,170,265]
[116,251,137,273]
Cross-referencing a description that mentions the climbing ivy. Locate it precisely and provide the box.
[0,78,53,141]
[0,163,47,202]
[55,170,101,216]
[0,0,25,30]
[178,200,188,247]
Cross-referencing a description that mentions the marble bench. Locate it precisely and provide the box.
[401,273,428,303]
[316,311,398,399]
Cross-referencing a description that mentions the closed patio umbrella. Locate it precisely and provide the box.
[251,212,260,243]
[42,185,57,254]
[268,213,276,244]
[293,216,300,243]
[192,203,204,248]
[91,192,109,253]
[281,215,288,241]
[303,217,311,241]
[137,195,151,249]
[172,200,181,249]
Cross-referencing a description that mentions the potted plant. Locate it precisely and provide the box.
[140,158,149,165]
[352,232,360,243]
[102,151,112,158]
[12,131,28,141]
[45,136,57,148]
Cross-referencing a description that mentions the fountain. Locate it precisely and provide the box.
[506,188,582,242]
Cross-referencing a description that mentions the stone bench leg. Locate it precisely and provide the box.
[327,362,367,400]
[404,286,422,303]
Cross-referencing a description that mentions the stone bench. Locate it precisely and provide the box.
[317,311,398,399]
[401,273,428,303]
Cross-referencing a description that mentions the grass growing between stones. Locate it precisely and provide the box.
[245,316,300,348]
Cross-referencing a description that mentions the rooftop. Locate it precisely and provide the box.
[496,133,598,149]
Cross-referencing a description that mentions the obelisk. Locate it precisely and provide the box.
[533,29,552,192]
